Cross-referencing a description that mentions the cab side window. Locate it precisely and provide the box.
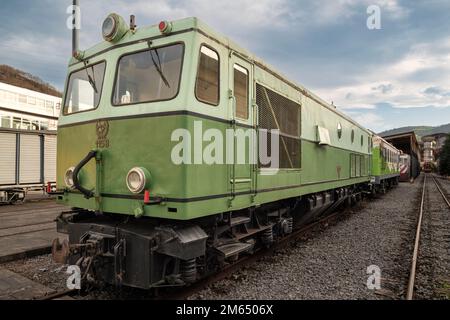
[195,46,220,105]
[233,64,249,119]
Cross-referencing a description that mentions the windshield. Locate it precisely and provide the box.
[64,62,106,114]
[113,43,184,105]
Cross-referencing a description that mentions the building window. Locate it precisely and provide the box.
[195,45,220,106]
[18,94,27,103]
[45,101,54,113]
[36,98,45,108]
[12,117,21,129]
[1,91,16,101]
[27,96,36,105]
[1,116,11,128]
[233,64,249,119]
[31,121,39,131]
[351,130,355,143]
[40,120,49,131]
[21,119,31,130]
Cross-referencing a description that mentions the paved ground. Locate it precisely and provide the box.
[0,268,55,300]
[0,199,67,263]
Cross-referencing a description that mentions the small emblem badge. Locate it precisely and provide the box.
[96,120,110,148]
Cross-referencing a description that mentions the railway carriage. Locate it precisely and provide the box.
[370,135,400,193]
[53,16,373,289]
[0,128,57,204]
[399,154,420,182]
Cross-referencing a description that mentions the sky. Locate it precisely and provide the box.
[0,0,449,133]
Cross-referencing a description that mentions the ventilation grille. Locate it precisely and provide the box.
[256,84,301,169]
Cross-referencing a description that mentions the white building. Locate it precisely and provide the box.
[0,81,61,131]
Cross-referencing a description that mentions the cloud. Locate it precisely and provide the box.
[372,84,394,94]
[0,0,449,133]
[423,86,450,97]
[317,35,450,111]
[343,110,386,131]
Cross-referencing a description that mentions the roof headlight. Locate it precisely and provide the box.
[102,13,128,42]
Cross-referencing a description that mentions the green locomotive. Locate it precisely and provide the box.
[53,15,396,289]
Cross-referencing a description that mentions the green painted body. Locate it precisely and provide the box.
[371,136,400,180]
[57,17,372,220]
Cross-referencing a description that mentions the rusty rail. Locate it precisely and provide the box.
[36,289,77,300]
[406,174,427,300]
[432,175,450,209]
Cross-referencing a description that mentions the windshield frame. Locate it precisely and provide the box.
[111,41,185,107]
[63,60,107,116]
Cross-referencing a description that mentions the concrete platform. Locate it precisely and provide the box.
[0,268,55,300]
[0,200,67,263]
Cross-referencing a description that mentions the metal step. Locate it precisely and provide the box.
[230,216,251,227]
[234,225,272,241]
[215,241,254,258]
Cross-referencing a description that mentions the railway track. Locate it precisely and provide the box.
[406,173,450,300]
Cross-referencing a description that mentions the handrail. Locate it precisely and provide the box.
[73,150,97,199]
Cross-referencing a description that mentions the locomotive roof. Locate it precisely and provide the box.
[69,17,370,133]
[372,133,401,153]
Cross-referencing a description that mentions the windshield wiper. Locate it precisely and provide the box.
[83,62,98,93]
[147,41,170,88]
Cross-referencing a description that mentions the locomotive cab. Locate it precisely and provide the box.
[57,16,237,220]
[55,16,257,288]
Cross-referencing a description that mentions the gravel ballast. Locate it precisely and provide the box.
[189,178,424,300]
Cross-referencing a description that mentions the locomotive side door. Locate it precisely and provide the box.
[228,53,255,199]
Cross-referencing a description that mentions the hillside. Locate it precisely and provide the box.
[0,65,62,97]
[379,123,450,139]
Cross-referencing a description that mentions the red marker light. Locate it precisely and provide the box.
[159,21,167,32]
[158,20,172,34]
[144,190,150,204]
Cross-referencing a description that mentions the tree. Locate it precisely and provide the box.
[439,135,450,176]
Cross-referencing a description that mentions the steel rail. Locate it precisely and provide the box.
[431,175,450,209]
[36,289,77,301]
[406,174,427,300]
[406,174,450,300]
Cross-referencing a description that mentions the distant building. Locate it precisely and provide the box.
[380,131,421,162]
[0,81,61,131]
[422,133,449,168]
[421,136,436,165]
